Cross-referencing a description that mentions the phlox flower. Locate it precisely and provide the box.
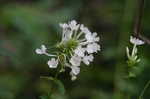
[126,36,144,64]
[130,36,144,45]
[35,20,101,80]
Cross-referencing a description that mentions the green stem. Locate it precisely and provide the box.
[40,76,57,98]
[131,44,137,57]
[40,76,54,80]
[139,80,150,99]
[76,32,83,39]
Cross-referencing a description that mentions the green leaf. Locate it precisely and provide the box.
[40,92,52,99]
[53,79,65,95]
[128,72,136,78]
[40,76,65,95]
[40,95,49,99]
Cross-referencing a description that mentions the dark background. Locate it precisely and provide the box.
[0,0,150,99]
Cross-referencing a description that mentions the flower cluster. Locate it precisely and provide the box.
[126,36,144,77]
[36,20,101,80]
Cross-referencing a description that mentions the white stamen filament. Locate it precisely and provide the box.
[76,32,84,39]
[45,53,56,57]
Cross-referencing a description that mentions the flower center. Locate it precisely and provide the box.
[56,39,79,55]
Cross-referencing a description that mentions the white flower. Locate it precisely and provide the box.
[126,36,144,67]
[35,45,56,57]
[70,55,82,66]
[71,66,80,75]
[60,23,73,42]
[74,46,85,57]
[92,32,100,42]
[62,29,73,41]
[59,23,69,29]
[36,20,101,81]
[80,24,91,34]
[47,58,58,68]
[83,54,94,65]
[60,20,80,42]
[70,66,80,81]
[85,32,100,43]
[35,45,47,55]
[86,43,100,54]
[69,20,80,31]
[130,36,144,45]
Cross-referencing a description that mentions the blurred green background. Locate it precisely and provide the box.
[0,0,150,99]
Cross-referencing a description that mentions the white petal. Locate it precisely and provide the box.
[41,45,47,51]
[35,45,47,55]
[80,24,91,34]
[83,54,94,65]
[85,32,100,43]
[69,20,79,31]
[35,49,43,54]
[71,75,77,81]
[83,58,90,65]
[74,46,85,57]
[59,23,69,29]
[70,55,81,66]
[130,36,144,45]
[47,58,58,68]
[70,72,77,81]
[93,32,100,42]
[86,43,100,54]
[71,66,80,75]
[85,33,93,43]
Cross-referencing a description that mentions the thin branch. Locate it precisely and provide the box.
[133,0,150,45]
[139,80,150,99]
[134,0,145,35]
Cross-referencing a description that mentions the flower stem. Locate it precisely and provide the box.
[76,32,83,39]
[139,80,150,99]
[45,52,56,57]
[131,44,137,57]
